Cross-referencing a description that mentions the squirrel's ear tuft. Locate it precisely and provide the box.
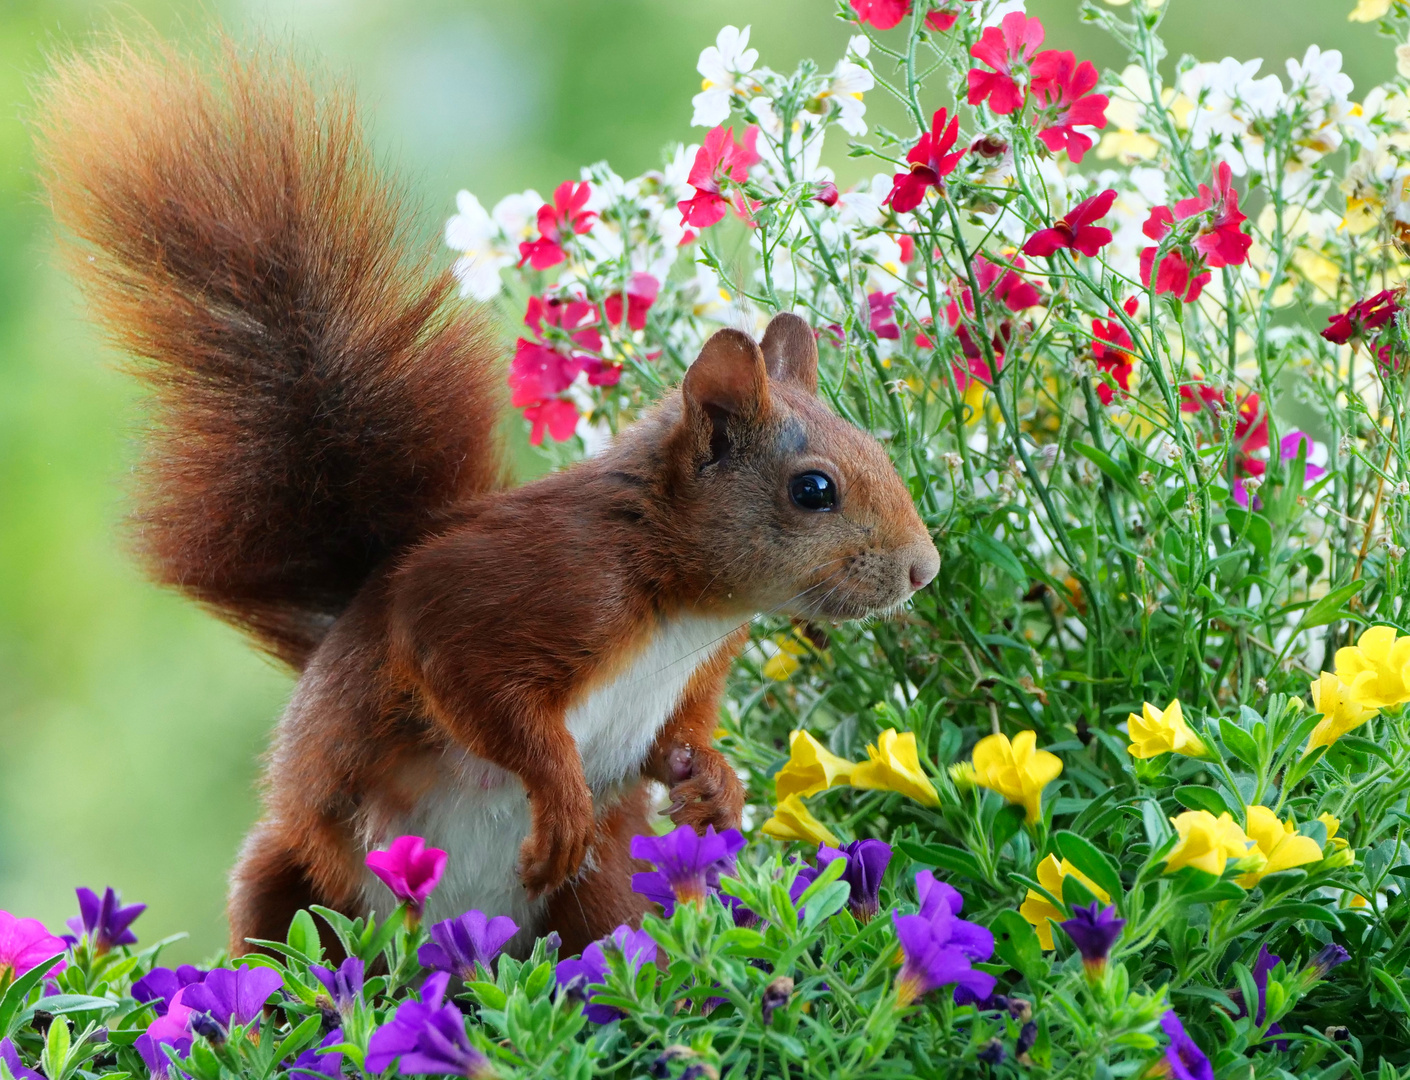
[682,328,770,418]
[760,312,819,394]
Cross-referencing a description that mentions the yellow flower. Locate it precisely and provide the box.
[762,630,811,681]
[972,730,1063,824]
[1350,0,1393,20]
[1318,812,1347,850]
[1125,699,1208,760]
[1334,625,1410,709]
[1164,810,1259,877]
[1237,806,1324,887]
[1306,672,1379,752]
[774,730,856,801]
[761,793,840,847]
[948,761,978,790]
[851,729,939,807]
[1019,854,1112,949]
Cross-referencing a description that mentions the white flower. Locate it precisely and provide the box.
[1178,58,1285,177]
[1286,45,1353,109]
[692,25,758,127]
[445,191,515,301]
[981,0,1027,28]
[821,36,874,137]
[490,191,543,244]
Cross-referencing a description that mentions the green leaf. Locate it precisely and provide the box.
[802,881,851,932]
[1336,735,1395,767]
[989,910,1048,984]
[1250,902,1344,928]
[467,982,507,1011]
[896,840,986,883]
[0,953,65,1037]
[1174,785,1234,818]
[1225,507,1272,561]
[274,1014,323,1065]
[287,910,323,964]
[965,532,1026,584]
[1372,967,1410,1015]
[1298,580,1366,630]
[1218,716,1262,770]
[1052,831,1123,906]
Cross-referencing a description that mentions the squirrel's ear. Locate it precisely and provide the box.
[682,328,770,419]
[760,312,819,394]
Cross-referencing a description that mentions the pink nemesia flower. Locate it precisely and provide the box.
[1140,247,1211,303]
[868,291,901,340]
[365,836,447,914]
[1022,189,1117,258]
[0,911,66,984]
[518,181,595,270]
[897,234,916,263]
[1323,288,1404,345]
[926,0,977,32]
[850,0,911,30]
[1173,162,1252,268]
[678,125,761,229]
[1091,296,1139,405]
[814,180,840,207]
[886,108,966,213]
[1029,50,1109,163]
[972,253,1041,312]
[1278,431,1326,484]
[522,399,580,446]
[604,273,660,332]
[966,13,1045,116]
[510,296,603,406]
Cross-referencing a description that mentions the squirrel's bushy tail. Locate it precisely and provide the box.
[35,39,505,668]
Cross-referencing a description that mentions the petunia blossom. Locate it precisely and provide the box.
[966,13,1045,116]
[180,965,284,1033]
[631,824,746,908]
[761,793,840,847]
[1160,1011,1215,1080]
[0,1039,42,1080]
[135,991,195,1080]
[886,108,966,213]
[1059,903,1124,979]
[554,925,658,1024]
[365,972,492,1078]
[67,887,145,954]
[817,839,892,921]
[774,729,856,800]
[1029,50,1109,162]
[517,180,595,270]
[133,965,207,1016]
[418,910,519,981]
[291,1029,345,1080]
[1022,189,1116,258]
[310,956,364,1013]
[365,835,448,916]
[678,125,761,228]
[893,871,995,1006]
[0,911,66,984]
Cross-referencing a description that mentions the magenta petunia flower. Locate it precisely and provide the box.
[68,887,146,955]
[135,990,196,1079]
[365,972,492,1078]
[0,911,67,984]
[817,839,892,922]
[366,835,448,913]
[555,925,658,1024]
[630,824,745,908]
[418,910,519,981]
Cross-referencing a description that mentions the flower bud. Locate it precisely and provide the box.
[762,975,794,1025]
[1016,1020,1037,1060]
[977,1039,1006,1065]
[1301,943,1350,986]
[189,1013,226,1045]
[1325,1025,1350,1042]
[813,181,839,207]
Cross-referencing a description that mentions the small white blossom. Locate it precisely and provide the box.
[692,25,758,127]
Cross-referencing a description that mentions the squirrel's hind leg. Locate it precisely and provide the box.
[542,784,655,957]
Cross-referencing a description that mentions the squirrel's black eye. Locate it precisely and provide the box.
[789,471,837,512]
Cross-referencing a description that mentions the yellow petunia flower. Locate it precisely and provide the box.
[851,729,940,807]
[1164,810,1260,878]
[1318,812,1347,850]
[1237,806,1324,887]
[761,793,840,847]
[1350,0,1393,21]
[1125,698,1208,760]
[1020,854,1112,950]
[1306,672,1379,752]
[774,730,856,801]
[1334,625,1410,709]
[948,761,978,790]
[762,630,811,681]
[972,730,1063,824]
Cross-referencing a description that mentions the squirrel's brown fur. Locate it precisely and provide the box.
[36,38,939,957]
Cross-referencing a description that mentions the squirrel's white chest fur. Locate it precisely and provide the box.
[363,613,742,940]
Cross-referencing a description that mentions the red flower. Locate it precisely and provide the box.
[604,273,660,332]
[967,12,1045,116]
[518,181,595,270]
[510,295,617,445]
[1022,189,1116,258]
[973,253,1041,311]
[1091,296,1138,405]
[851,0,911,29]
[521,398,580,446]
[1322,288,1404,345]
[886,108,966,213]
[1175,162,1252,268]
[1029,51,1108,163]
[898,234,916,263]
[1139,247,1210,302]
[678,125,761,229]
[814,180,840,207]
[927,0,978,32]
[869,290,901,340]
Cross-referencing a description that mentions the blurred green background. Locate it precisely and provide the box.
[0,0,1392,961]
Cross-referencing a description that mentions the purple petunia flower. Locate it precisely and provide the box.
[365,836,448,916]
[135,992,195,1079]
[1059,902,1125,978]
[630,825,745,908]
[67,887,145,955]
[817,839,892,922]
[180,966,284,1035]
[290,1028,345,1078]
[310,956,364,1012]
[418,911,518,981]
[555,924,658,1024]
[364,971,492,1077]
[1160,1011,1214,1080]
[133,965,207,1017]
[1304,942,1351,982]
[913,872,994,960]
[893,871,995,1007]
[0,1038,43,1080]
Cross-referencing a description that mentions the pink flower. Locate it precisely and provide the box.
[678,125,761,229]
[850,0,911,30]
[518,181,595,270]
[522,399,580,446]
[972,253,1041,312]
[604,273,660,332]
[814,180,840,207]
[886,108,966,213]
[365,836,447,914]
[0,911,66,984]
[1029,51,1108,163]
[510,296,603,406]
[1173,163,1251,268]
[926,2,977,32]
[967,13,1045,116]
[135,990,195,1078]
[1279,431,1326,483]
[868,291,900,340]
[1140,247,1210,303]
[1022,189,1116,258]
[1091,296,1139,405]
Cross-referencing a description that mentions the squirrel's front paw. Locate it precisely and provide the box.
[666,746,744,832]
[518,788,594,899]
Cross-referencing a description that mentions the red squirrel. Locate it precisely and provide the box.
[36,41,939,957]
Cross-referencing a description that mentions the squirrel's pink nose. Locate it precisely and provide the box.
[907,543,940,591]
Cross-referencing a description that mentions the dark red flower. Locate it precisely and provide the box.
[678,125,762,229]
[604,273,660,332]
[1140,247,1210,303]
[1022,189,1116,258]
[1029,51,1108,163]
[1175,162,1252,268]
[868,290,901,339]
[967,13,1045,116]
[1322,288,1404,345]
[814,180,840,207]
[1091,296,1138,405]
[886,108,966,213]
[518,181,595,270]
[851,0,911,29]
